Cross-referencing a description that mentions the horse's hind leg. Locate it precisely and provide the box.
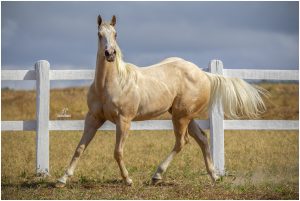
[152,117,190,184]
[55,112,105,187]
[188,119,219,182]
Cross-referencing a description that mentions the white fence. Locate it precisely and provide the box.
[1,60,299,176]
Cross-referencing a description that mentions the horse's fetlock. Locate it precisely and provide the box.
[66,170,73,177]
[157,166,165,174]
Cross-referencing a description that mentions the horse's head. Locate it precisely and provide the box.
[97,15,117,62]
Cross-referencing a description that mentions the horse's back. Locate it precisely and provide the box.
[159,57,210,114]
[133,57,211,119]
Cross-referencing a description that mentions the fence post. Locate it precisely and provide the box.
[35,60,50,176]
[209,59,225,176]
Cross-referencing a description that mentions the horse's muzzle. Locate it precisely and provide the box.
[105,50,116,62]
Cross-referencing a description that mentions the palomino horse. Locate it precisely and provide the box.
[56,15,267,187]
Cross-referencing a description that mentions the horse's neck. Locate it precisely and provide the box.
[94,50,118,93]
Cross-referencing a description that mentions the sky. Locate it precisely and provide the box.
[1,1,299,89]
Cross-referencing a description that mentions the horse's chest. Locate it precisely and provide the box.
[102,101,120,123]
[102,95,137,122]
[88,92,120,123]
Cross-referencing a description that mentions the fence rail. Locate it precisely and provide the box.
[223,69,299,80]
[1,60,299,176]
[2,120,298,131]
[2,69,299,81]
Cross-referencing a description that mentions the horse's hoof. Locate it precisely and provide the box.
[214,175,220,181]
[125,178,133,186]
[151,178,162,185]
[55,180,66,188]
[211,174,222,183]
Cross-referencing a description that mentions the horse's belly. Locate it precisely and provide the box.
[133,109,169,121]
[133,80,175,121]
[133,98,172,121]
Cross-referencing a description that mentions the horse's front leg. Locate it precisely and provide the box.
[55,112,105,187]
[114,116,132,185]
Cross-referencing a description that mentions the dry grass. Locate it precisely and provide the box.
[1,83,299,199]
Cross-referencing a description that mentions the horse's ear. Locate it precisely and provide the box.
[110,15,116,26]
[97,15,102,27]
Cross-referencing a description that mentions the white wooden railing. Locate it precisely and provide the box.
[1,60,299,176]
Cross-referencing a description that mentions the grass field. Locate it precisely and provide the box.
[1,83,299,199]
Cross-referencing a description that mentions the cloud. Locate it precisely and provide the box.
[1,1,298,89]
[120,22,298,69]
[1,19,18,48]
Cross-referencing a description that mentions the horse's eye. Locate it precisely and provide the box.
[115,33,117,38]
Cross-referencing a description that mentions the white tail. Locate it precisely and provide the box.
[206,73,269,119]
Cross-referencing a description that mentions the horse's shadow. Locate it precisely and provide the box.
[55,179,129,189]
[21,181,49,188]
[143,180,178,187]
[4,178,179,190]
[1,179,53,189]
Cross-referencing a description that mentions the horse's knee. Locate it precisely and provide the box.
[114,150,123,161]
[174,146,183,152]
[184,133,189,144]
[174,139,185,152]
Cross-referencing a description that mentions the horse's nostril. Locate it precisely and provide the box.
[113,49,116,54]
[105,50,110,57]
